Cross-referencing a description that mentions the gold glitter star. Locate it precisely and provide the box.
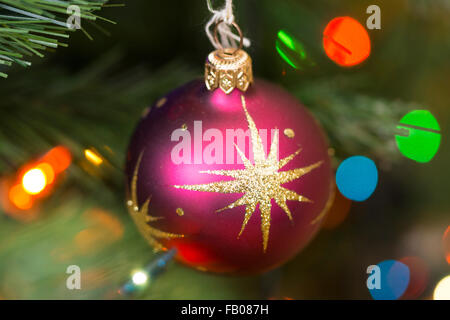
[174,96,323,252]
[127,152,183,252]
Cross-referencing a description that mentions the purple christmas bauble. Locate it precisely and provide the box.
[125,79,332,274]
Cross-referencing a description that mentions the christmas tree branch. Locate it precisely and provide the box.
[0,0,114,78]
[289,75,415,168]
[0,49,197,194]
[0,53,411,197]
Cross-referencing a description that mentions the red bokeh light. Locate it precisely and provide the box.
[444,226,450,265]
[174,241,216,265]
[323,17,371,67]
[399,256,429,299]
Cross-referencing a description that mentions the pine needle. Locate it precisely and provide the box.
[0,0,113,78]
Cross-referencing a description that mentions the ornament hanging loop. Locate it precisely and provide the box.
[205,0,253,94]
[205,0,251,50]
[213,20,244,54]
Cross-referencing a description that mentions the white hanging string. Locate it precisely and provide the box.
[205,0,251,49]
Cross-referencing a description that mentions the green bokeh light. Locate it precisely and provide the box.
[276,30,313,70]
[395,110,441,163]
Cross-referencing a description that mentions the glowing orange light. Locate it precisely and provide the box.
[9,184,33,210]
[323,16,371,67]
[85,148,103,166]
[323,188,352,230]
[43,146,72,173]
[5,146,71,212]
[444,226,450,265]
[36,162,55,184]
[22,168,47,195]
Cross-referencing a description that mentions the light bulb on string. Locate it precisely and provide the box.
[119,249,176,297]
[2,145,72,214]
[22,168,47,195]
[131,270,149,286]
[433,275,450,300]
[84,148,104,166]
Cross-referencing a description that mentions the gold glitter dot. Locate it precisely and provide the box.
[328,148,335,156]
[284,128,295,138]
[126,200,133,207]
[196,266,207,272]
[176,208,184,216]
[156,97,167,108]
[141,107,151,118]
[181,124,187,131]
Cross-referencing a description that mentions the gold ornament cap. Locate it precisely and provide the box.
[205,21,253,94]
[205,49,253,94]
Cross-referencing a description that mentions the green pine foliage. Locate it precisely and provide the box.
[0,0,113,78]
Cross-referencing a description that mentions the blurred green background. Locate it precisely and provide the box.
[0,0,448,299]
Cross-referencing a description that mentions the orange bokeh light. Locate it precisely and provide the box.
[9,184,33,210]
[444,226,450,265]
[322,188,352,230]
[42,146,72,174]
[6,145,72,211]
[36,162,55,185]
[323,16,371,67]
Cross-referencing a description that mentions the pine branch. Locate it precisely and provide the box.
[289,75,415,168]
[0,0,114,78]
[0,54,412,200]
[0,49,197,194]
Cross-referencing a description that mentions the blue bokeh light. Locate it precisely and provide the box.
[336,156,378,201]
[369,260,410,300]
